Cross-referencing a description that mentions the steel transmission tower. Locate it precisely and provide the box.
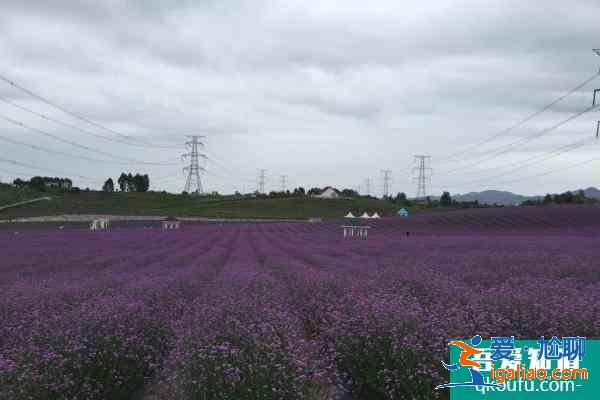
[412,155,432,201]
[280,175,287,192]
[364,178,372,196]
[381,170,392,198]
[182,136,206,195]
[258,169,267,193]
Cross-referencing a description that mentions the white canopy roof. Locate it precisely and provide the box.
[371,212,381,219]
[360,212,371,218]
[344,212,356,218]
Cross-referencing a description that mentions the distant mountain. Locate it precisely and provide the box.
[452,187,600,205]
[582,187,600,199]
[453,190,535,206]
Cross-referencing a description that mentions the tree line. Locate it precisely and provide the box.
[12,176,73,192]
[102,173,150,193]
[522,190,598,205]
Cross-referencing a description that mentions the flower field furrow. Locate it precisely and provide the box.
[1,207,600,399]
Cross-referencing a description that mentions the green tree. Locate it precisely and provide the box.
[29,176,46,191]
[574,190,586,204]
[117,173,127,192]
[293,187,306,196]
[102,178,114,192]
[440,191,452,206]
[341,188,359,197]
[132,174,150,192]
[395,192,408,204]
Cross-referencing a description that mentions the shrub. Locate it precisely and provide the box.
[180,334,307,400]
[335,332,446,400]
[0,317,171,400]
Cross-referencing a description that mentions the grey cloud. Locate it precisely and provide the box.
[1,0,600,196]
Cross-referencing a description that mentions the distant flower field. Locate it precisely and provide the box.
[1,206,599,400]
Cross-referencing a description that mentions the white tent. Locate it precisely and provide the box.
[360,212,371,219]
[344,212,356,218]
[371,212,381,219]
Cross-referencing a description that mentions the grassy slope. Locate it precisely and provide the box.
[0,184,42,205]
[0,187,406,219]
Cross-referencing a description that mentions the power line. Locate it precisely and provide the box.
[182,136,206,194]
[0,113,178,166]
[0,95,169,149]
[203,154,257,184]
[446,136,595,189]
[438,71,600,163]
[0,156,98,182]
[0,133,159,166]
[441,103,599,176]
[482,154,600,187]
[0,72,179,149]
[0,167,42,180]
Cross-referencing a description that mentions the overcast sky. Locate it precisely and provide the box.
[1,0,600,196]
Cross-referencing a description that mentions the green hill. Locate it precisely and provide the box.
[0,186,406,220]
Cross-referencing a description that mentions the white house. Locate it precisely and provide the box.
[313,187,340,199]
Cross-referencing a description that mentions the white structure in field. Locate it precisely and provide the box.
[371,212,381,219]
[308,217,323,223]
[162,219,181,230]
[313,187,340,199]
[360,212,371,219]
[344,212,356,218]
[398,208,409,217]
[342,225,370,238]
[90,218,110,231]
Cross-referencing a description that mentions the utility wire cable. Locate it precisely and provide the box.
[0,114,179,166]
[488,155,600,186]
[440,104,599,176]
[0,133,171,166]
[0,95,174,149]
[0,156,98,181]
[446,136,595,188]
[0,167,38,179]
[0,73,180,149]
[443,132,593,177]
[438,71,600,163]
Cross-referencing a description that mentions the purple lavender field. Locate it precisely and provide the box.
[1,206,600,400]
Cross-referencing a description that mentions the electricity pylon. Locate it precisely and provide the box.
[381,170,392,198]
[280,175,287,192]
[412,155,432,201]
[258,169,267,193]
[182,136,206,195]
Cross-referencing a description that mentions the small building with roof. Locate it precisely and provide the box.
[398,208,409,217]
[313,187,340,199]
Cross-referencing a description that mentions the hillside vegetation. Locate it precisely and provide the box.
[0,186,406,219]
[0,184,42,206]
